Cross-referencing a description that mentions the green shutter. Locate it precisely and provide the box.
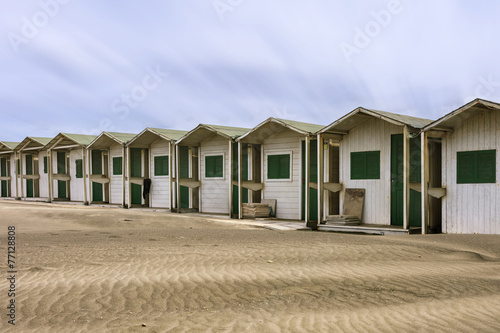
[92,150,102,175]
[57,180,66,198]
[179,146,189,178]
[154,156,169,176]
[365,151,380,179]
[43,156,48,174]
[205,155,223,178]
[25,154,33,175]
[26,179,34,198]
[57,152,66,174]
[351,152,366,179]
[409,136,421,182]
[16,158,20,175]
[457,151,477,184]
[267,154,290,179]
[130,148,142,177]
[477,150,496,183]
[75,159,83,178]
[1,158,6,177]
[112,157,123,175]
[1,180,7,197]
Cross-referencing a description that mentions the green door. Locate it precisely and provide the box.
[130,148,142,205]
[25,154,34,197]
[390,134,421,227]
[301,140,318,221]
[179,146,190,208]
[57,180,66,198]
[232,143,249,215]
[92,150,103,201]
[1,157,7,197]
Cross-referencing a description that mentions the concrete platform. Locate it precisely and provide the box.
[317,223,421,235]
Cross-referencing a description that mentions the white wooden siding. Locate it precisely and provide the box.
[200,137,229,214]
[69,149,84,201]
[10,155,17,197]
[149,140,170,208]
[442,109,500,234]
[38,151,49,198]
[262,130,302,220]
[109,144,128,205]
[339,118,402,225]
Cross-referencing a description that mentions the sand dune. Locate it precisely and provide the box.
[1,200,500,332]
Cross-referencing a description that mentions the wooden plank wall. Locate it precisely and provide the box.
[200,136,229,214]
[149,140,170,208]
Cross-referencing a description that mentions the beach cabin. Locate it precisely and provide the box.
[422,98,500,234]
[0,142,20,199]
[236,118,325,224]
[44,133,97,203]
[86,132,136,206]
[175,124,250,216]
[318,108,432,230]
[14,137,52,201]
[125,128,187,209]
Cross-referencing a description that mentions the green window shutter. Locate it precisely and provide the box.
[92,150,102,175]
[112,157,123,175]
[205,155,223,178]
[409,136,421,182]
[57,151,66,174]
[267,154,290,179]
[476,150,496,183]
[16,158,20,175]
[75,159,83,178]
[365,151,380,179]
[457,151,476,183]
[179,146,189,178]
[351,152,366,179]
[154,155,169,176]
[130,148,142,177]
[43,156,48,174]
[0,158,6,177]
[25,154,33,175]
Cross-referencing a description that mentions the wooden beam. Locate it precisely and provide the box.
[82,147,87,204]
[52,144,81,150]
[320,133,344,141]
[238,141,242,219]
[228,140,233,218]
[421,132,428,234]
[428,187,446,199]
[169,142,173,211]
[176,145,181,213]
[403,125,410,230]
[318,133,324,224]
[122,145,126,208]
[89,175,110,184]
[305,136,310,223]
[231,180,264,191]
[22,175,40,180]
[179,179,201,188]
[0,176,11,181]
[20,152,24,198]
[127,146,132,208]
[323,182,343,193]
[52,174,70,181]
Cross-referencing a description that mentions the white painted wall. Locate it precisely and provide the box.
[442,109,500,234]
[200,136,229,214]
[262,130,302,220]
[69,149,85,202]
[10,155,18,197]
[38,151,49,198]
[339,118,402,225]
[149,140,170,208]
[109,144,128,205]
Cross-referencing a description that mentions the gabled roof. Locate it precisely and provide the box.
[176,124,250,146]
[87,132,137,150]
[237,117,324,143]
[0,141,20,154]
[320,107,433,134]
[15,137,52,151]
[45,133,97,150]
[423,98,500,132]
[127,128,188,147]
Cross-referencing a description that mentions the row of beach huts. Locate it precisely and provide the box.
[1,98,499,234]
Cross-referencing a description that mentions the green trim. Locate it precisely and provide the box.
[351,151,380,180]
[457,150,496,184]
[267,154,290,180]
[205,155,223,178]
[75,159,83,179]
[112,157,123,175]
[154,155,169,176]
[43,156,48,174]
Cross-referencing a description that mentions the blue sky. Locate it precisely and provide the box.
[1,0,500,141]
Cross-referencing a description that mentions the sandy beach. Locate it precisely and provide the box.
[1,200,500,332]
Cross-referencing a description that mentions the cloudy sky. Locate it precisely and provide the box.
[1,0,500,141]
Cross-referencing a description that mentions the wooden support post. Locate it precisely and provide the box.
[48,150,53,202]
[176,144,181,213]
[228,140,233,218]
[169,142,173,211]
[15,152,19,199]
[421,132,429,234]
[238,141,242,219]
[305,136,310,223]
[82,147,87,204]
[403,126,410,230]
[127,146,132,208]
[317,134,324,225]
[122,145,126,207]
[20,152,24,198]
[198,145,202,213]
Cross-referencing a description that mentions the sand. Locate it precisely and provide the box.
[1,200,500,332]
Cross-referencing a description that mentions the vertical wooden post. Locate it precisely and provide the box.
[403,125,410,230]
[228,140,233,218]
[317,134,324,225]
[48,150,53,202]
[20,151,24,198]
[176,144,181,213]
[82,147,87,204]
[169,142,173,211]
[127,146,132,208]
[305,136,310,223]
[198,145,202,213]
[15,151,19,199]
[238,141,242,219]
[421,132,429,234]
[122,145,126,207]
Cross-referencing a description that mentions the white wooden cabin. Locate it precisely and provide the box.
[318,108,432,230]
[14,137,52,201]
[236,118,325,224]
[422,98,500,234]
[0,142,20,199]
[175,124,250,216]
[86,132,136,206]
[125,128,187,209]
[44,133,97,203]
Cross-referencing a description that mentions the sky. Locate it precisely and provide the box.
[1,0,500,141]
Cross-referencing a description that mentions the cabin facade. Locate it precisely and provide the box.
[14,137,52,201]
[126,128,187,209]
[86,132,136,206]
[0,142,20,199]
[318,108,432,230]
[175,124,250,216]
[44,133,97,203]
[422,99,500,234]
[236,118,324,223]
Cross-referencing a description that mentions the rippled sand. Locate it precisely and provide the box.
[1,200,500,332]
